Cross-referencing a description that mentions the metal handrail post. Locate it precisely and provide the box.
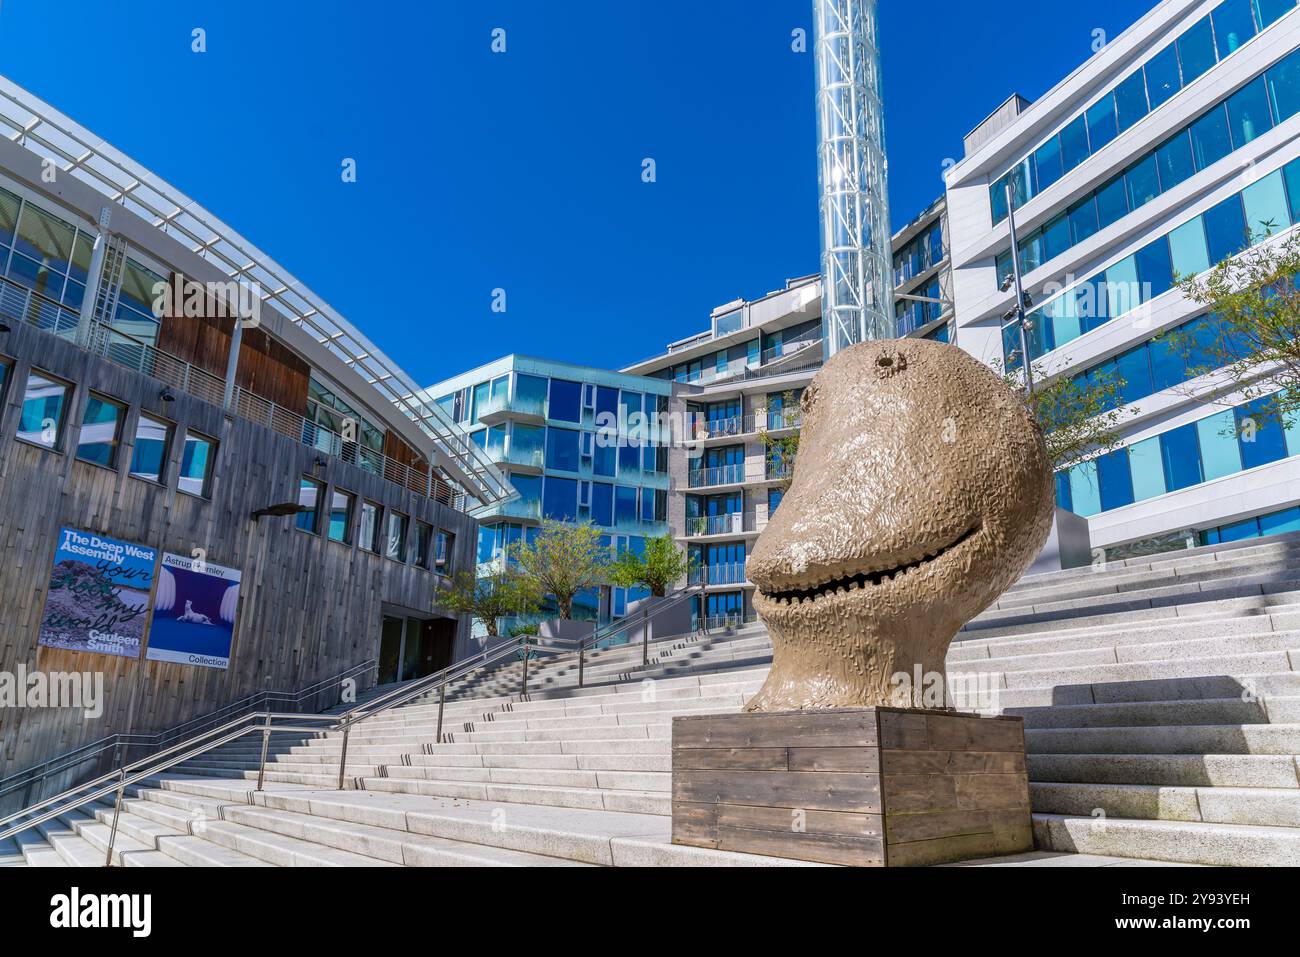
[521,637,530,696]
[578,642,585,688]
[642,606,650,666]
[255,713,272,792]
[336,725,351,791]
[435,684,446,743]
[104,768,126,867]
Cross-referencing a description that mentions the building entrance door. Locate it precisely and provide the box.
[378,613,457,685]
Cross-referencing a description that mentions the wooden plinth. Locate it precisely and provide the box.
[671,708,1031,867]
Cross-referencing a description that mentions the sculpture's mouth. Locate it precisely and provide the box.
[756,525,980,607]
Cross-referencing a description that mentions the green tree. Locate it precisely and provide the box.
[439,562,542,640]
[607,532,693,597]
[512,520,608,620]
[997,358,1138,472]
[1160,227,1300,429]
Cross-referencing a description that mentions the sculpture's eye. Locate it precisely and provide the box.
[800,383,818,415]
[875,350,908,379]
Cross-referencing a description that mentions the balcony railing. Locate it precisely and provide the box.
[477,393,547,421]
[689,562,748,586]
[1,280,459,506]
[685,513,756,537]
[688,463,746,488]
[689,409,802,441]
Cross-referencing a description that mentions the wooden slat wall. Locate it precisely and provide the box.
[154,273,310,415]
[0,321,477,803]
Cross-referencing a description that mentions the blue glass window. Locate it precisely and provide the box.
[1114,71,1150,133]
[1161,424,1203,491]
[619,438,641,474]
[1203,194,1248,265]
[614,485,639,525]
[1169,217,1211,278]
[1267,47,1300,122]
[1069,197,1100,245]
[1041,214,1071,260]
[1148,330,1187,392]
[1144,43,1183,110]
[1189,106,1233,170]
[1155,132,1195,192]
[1086,97,1119,153]
[1284,157,1300,223]
[1096,448,1135,511]
[1260,505,1300,535]
[1069,460,1101,517]
[1237,398,1289,469]
[1059,115,1091,173]
[1130,437,1167,501]
[1126,154,1161,210]
[1213,0,1257,58]
[548,378,582,423]
[1054,472,1073,512]
[1177,16,1218,85]
[1116,345,1154,405]
[542,477,579,521]
[1135,237,1175,300]
[1095,176,1130,229]
[1197,409,1242,480]
[510,472,541,504]
[1255,0,1296,28]
[590,482,614,527]
[545,427,580,471]
[1242,170,1290,238]
[1226,76,1274,147]
[1034,137,1063,192]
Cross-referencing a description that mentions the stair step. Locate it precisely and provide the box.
[1033,813,1300,866]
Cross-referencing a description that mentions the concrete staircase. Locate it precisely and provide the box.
[8,532,1300,866]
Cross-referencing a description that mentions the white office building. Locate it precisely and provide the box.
[946,0,1300,554]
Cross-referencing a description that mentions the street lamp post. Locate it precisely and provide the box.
[1002,180,1036,396]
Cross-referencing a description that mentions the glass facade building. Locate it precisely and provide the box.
[947,0,1300,556]
[424,356,672,626]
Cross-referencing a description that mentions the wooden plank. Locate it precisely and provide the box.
[787,747,880,773]
[881,748,1026,775]
[673,770,881,813]
[877,710,927,750]
[716,803,881,839]
[715,826,885,867]
[672,748,789,771]
[925,713,1024,752]
[672,709,878,749]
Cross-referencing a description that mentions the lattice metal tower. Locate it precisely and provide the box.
[814,0,894,354]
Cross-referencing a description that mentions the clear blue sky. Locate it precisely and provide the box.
[0,0,1149,386]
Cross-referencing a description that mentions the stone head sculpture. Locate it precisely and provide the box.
[745,339,1055,713]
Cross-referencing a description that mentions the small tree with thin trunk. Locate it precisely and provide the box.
[607,532,693,597]
[759,390,801,490]
[512,520,608,621]
[439,563,542,640]
[1160,227,1300,428]
[998,359,1138,471]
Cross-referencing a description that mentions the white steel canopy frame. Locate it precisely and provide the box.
[0,74,512,509]
[814,0,894,354]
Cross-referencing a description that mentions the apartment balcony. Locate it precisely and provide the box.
[478,497,543,523]
[687,463,748,489]
[688,562,749,587]
[684,513,757,538]
[690,409,802,443]
[484,443,545,474]
[476,393,547,425]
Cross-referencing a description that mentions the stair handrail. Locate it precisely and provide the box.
[574,587,703,687]
[0,657,377,806]
[0,633,563,864]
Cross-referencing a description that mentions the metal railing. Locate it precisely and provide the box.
[685,513,755,537]
[0,632,574,866]
[689,562,748,586]
[688,463,747,488]
[575,588,700,688]
[689,410,802,440]
[0,289,463,506]
[0,658,377,811]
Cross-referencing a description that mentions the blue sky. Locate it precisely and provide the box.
[0,0,1149,386]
